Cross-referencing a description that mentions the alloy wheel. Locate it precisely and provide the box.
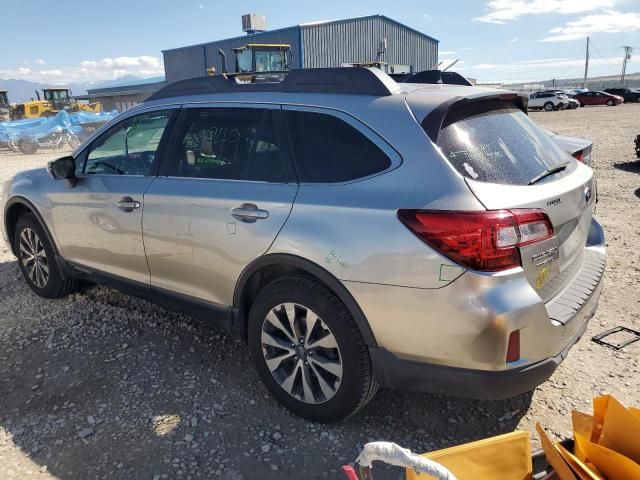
[19,227,49,288]
[261,303,343,404]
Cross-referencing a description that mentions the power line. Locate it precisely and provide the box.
[589,39,622,68]
[621,46,634,82]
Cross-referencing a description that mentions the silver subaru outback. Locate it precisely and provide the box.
[1,68,605,422]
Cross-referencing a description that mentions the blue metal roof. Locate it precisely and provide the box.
[162,14,438,53]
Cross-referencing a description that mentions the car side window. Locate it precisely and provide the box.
[84,110,172,175]
[285,110,392,183]
[162,108,288,183]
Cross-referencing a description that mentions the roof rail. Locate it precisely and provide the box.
[403,70,473,86]
[146,67,400,102]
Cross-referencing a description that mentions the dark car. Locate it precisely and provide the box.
[573,91,623,107]
[603,88,640,103]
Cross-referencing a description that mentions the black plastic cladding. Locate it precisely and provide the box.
[146,67,398,102]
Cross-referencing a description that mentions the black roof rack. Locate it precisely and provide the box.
[146,67,400,102]
[403,70,473,86]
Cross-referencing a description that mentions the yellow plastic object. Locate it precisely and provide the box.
[536,423,577,480]
[556,443,605,480]
[574,433,640,480]
[406,431,532,480]
[597,395,640,464]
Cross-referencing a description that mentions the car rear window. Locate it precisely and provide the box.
[436,105,574,185]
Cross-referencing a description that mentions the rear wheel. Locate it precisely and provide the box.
[18,140,38,154]
[606,99,615,106]
[14,213,76,298]
[636,97,640,103]
[248,276,377,422]
[543,102,554,111]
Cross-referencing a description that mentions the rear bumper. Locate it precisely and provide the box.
[352,217,606,399]
[370,257,602,399]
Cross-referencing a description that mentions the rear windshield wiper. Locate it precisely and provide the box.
[528,162,570,185]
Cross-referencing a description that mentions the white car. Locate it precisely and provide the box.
[528,92,567,111]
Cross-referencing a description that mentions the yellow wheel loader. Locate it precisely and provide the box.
[13,88,102,119]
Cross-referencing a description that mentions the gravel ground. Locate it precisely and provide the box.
[1,104,639,479]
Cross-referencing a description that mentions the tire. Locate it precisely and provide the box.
[636,97,640,103]
[248,276,378,422]
[580,103,585,107]
[14,213,76,298]
[606,99,615,106]
[18,140,38,154]
[544,102,554,111]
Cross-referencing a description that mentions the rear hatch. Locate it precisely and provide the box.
[415,95,595,301]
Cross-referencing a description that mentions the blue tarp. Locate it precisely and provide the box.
[0,109,118,143]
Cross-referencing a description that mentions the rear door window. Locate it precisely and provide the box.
[436,104,575,185]
[161,107,290,183]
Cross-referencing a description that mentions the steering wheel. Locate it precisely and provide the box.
[91,161,125,175]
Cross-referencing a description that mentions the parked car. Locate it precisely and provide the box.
[537,90,579,109]
[544,130,593,167]
[1,68,606,422]
[528,92,569,111]
[572,91,623,107]
[603,88,640,103]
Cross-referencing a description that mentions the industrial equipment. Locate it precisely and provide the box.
[0,90,10,121]
[13,88,102,119]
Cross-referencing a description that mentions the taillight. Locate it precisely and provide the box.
[573,146,591,164]
[397,209,553,272]
[506,330,521,362]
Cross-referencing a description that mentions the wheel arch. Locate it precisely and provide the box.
[233,253,377,347]
[4,196,60,259]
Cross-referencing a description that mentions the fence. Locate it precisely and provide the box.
[476,78,640,93]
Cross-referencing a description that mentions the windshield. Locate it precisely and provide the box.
[44,90,70,102]
[255,50,286,72]
[236,50,252,72]
[436,106,575,185]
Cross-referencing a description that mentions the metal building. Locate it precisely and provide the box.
[163,15,438,83]
[77,80,167,112]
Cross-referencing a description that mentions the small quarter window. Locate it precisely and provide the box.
[285,111,391,183]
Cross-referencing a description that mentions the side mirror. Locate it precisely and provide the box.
[47,156,77,187]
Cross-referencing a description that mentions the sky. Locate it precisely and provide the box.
[1,0,639,84]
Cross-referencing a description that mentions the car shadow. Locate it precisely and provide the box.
[0,258,532,480]
[613,159,640,173]
[635,187,640,200]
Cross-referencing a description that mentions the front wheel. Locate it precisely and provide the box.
[14,213,76,298]
[248,276,377,422]
[606,99,615,106]
[544,102,554,111]
[68,134,81,150]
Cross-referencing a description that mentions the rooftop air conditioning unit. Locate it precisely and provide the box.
[242,14,267,34]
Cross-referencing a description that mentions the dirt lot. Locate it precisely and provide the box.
[1,104,639,479]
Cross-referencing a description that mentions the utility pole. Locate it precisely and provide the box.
[621,46,633,83]
[583,36,589,88]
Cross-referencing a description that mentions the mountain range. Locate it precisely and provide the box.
[0,76,165,103]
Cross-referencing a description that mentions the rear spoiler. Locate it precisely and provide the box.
[421,93,529,142]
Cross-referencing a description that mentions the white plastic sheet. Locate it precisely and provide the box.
[356,442,457,480]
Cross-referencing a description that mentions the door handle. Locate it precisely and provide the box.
[117,196,141,212]
[231,204,269,223]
